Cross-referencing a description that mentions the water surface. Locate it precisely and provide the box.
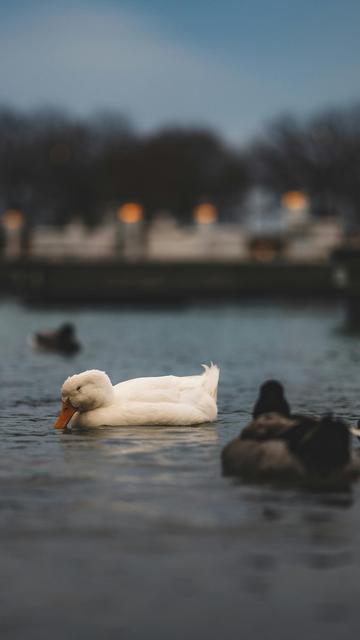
[1,301,360,639]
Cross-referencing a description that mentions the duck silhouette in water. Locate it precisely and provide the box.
[252,380,290,419]
[32,323,81,355]
[222,380,360,488]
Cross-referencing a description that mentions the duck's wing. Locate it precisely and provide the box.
[114,365,219,404]
[241,413,298,441]
[222,413,312,480]
[33,330,58,349]
[114,375,189,403]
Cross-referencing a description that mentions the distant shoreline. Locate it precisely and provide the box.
[0,259,339,305]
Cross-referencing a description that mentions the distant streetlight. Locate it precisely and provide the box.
[2,209,25,258]
[281,191,309,230]
[117,202,144,224]
[281,191,309,212]
[193,203,217,257]
[2,209,24,231]
[193,203,218,225]
[116,202,144,259]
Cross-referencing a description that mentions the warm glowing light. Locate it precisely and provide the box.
[117,202,143,224]
[2,209,24,231]
[281,191,309,211]
[193,203,217,224]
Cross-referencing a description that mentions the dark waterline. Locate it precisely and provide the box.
[1,300,360,640]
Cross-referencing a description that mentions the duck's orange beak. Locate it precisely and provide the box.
[54,401,77,429]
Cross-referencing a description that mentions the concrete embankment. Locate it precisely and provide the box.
[0,259,338,304]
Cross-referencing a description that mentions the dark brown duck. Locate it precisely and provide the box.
[222,380,360,488]
[32,323,81,355]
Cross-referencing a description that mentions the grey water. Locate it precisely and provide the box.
[1,300,360,640]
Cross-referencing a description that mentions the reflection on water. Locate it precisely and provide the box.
[1,300,360,640]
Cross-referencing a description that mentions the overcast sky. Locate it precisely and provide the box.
[1,0,359,142]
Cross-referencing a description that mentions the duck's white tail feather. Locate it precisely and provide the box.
[201,363,220,401]
[350,427,360,438]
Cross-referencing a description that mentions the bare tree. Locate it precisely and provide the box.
[250,104,360,230]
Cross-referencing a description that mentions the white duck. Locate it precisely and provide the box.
[54,364,219,428]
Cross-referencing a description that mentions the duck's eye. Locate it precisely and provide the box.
[76,385,81,391]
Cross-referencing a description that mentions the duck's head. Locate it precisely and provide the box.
[260,380,285,398]
[54,369,114,428]
[57,323,75,340]
[253,380,291,419]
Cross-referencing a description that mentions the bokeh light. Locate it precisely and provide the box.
[281,191,309,211]
[193,203,217,225]
[2,209,24,231]
[117,203,144,224]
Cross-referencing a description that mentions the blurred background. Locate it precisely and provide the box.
[1,0,360,303]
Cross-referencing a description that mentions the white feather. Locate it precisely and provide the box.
[59,364,220,427]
